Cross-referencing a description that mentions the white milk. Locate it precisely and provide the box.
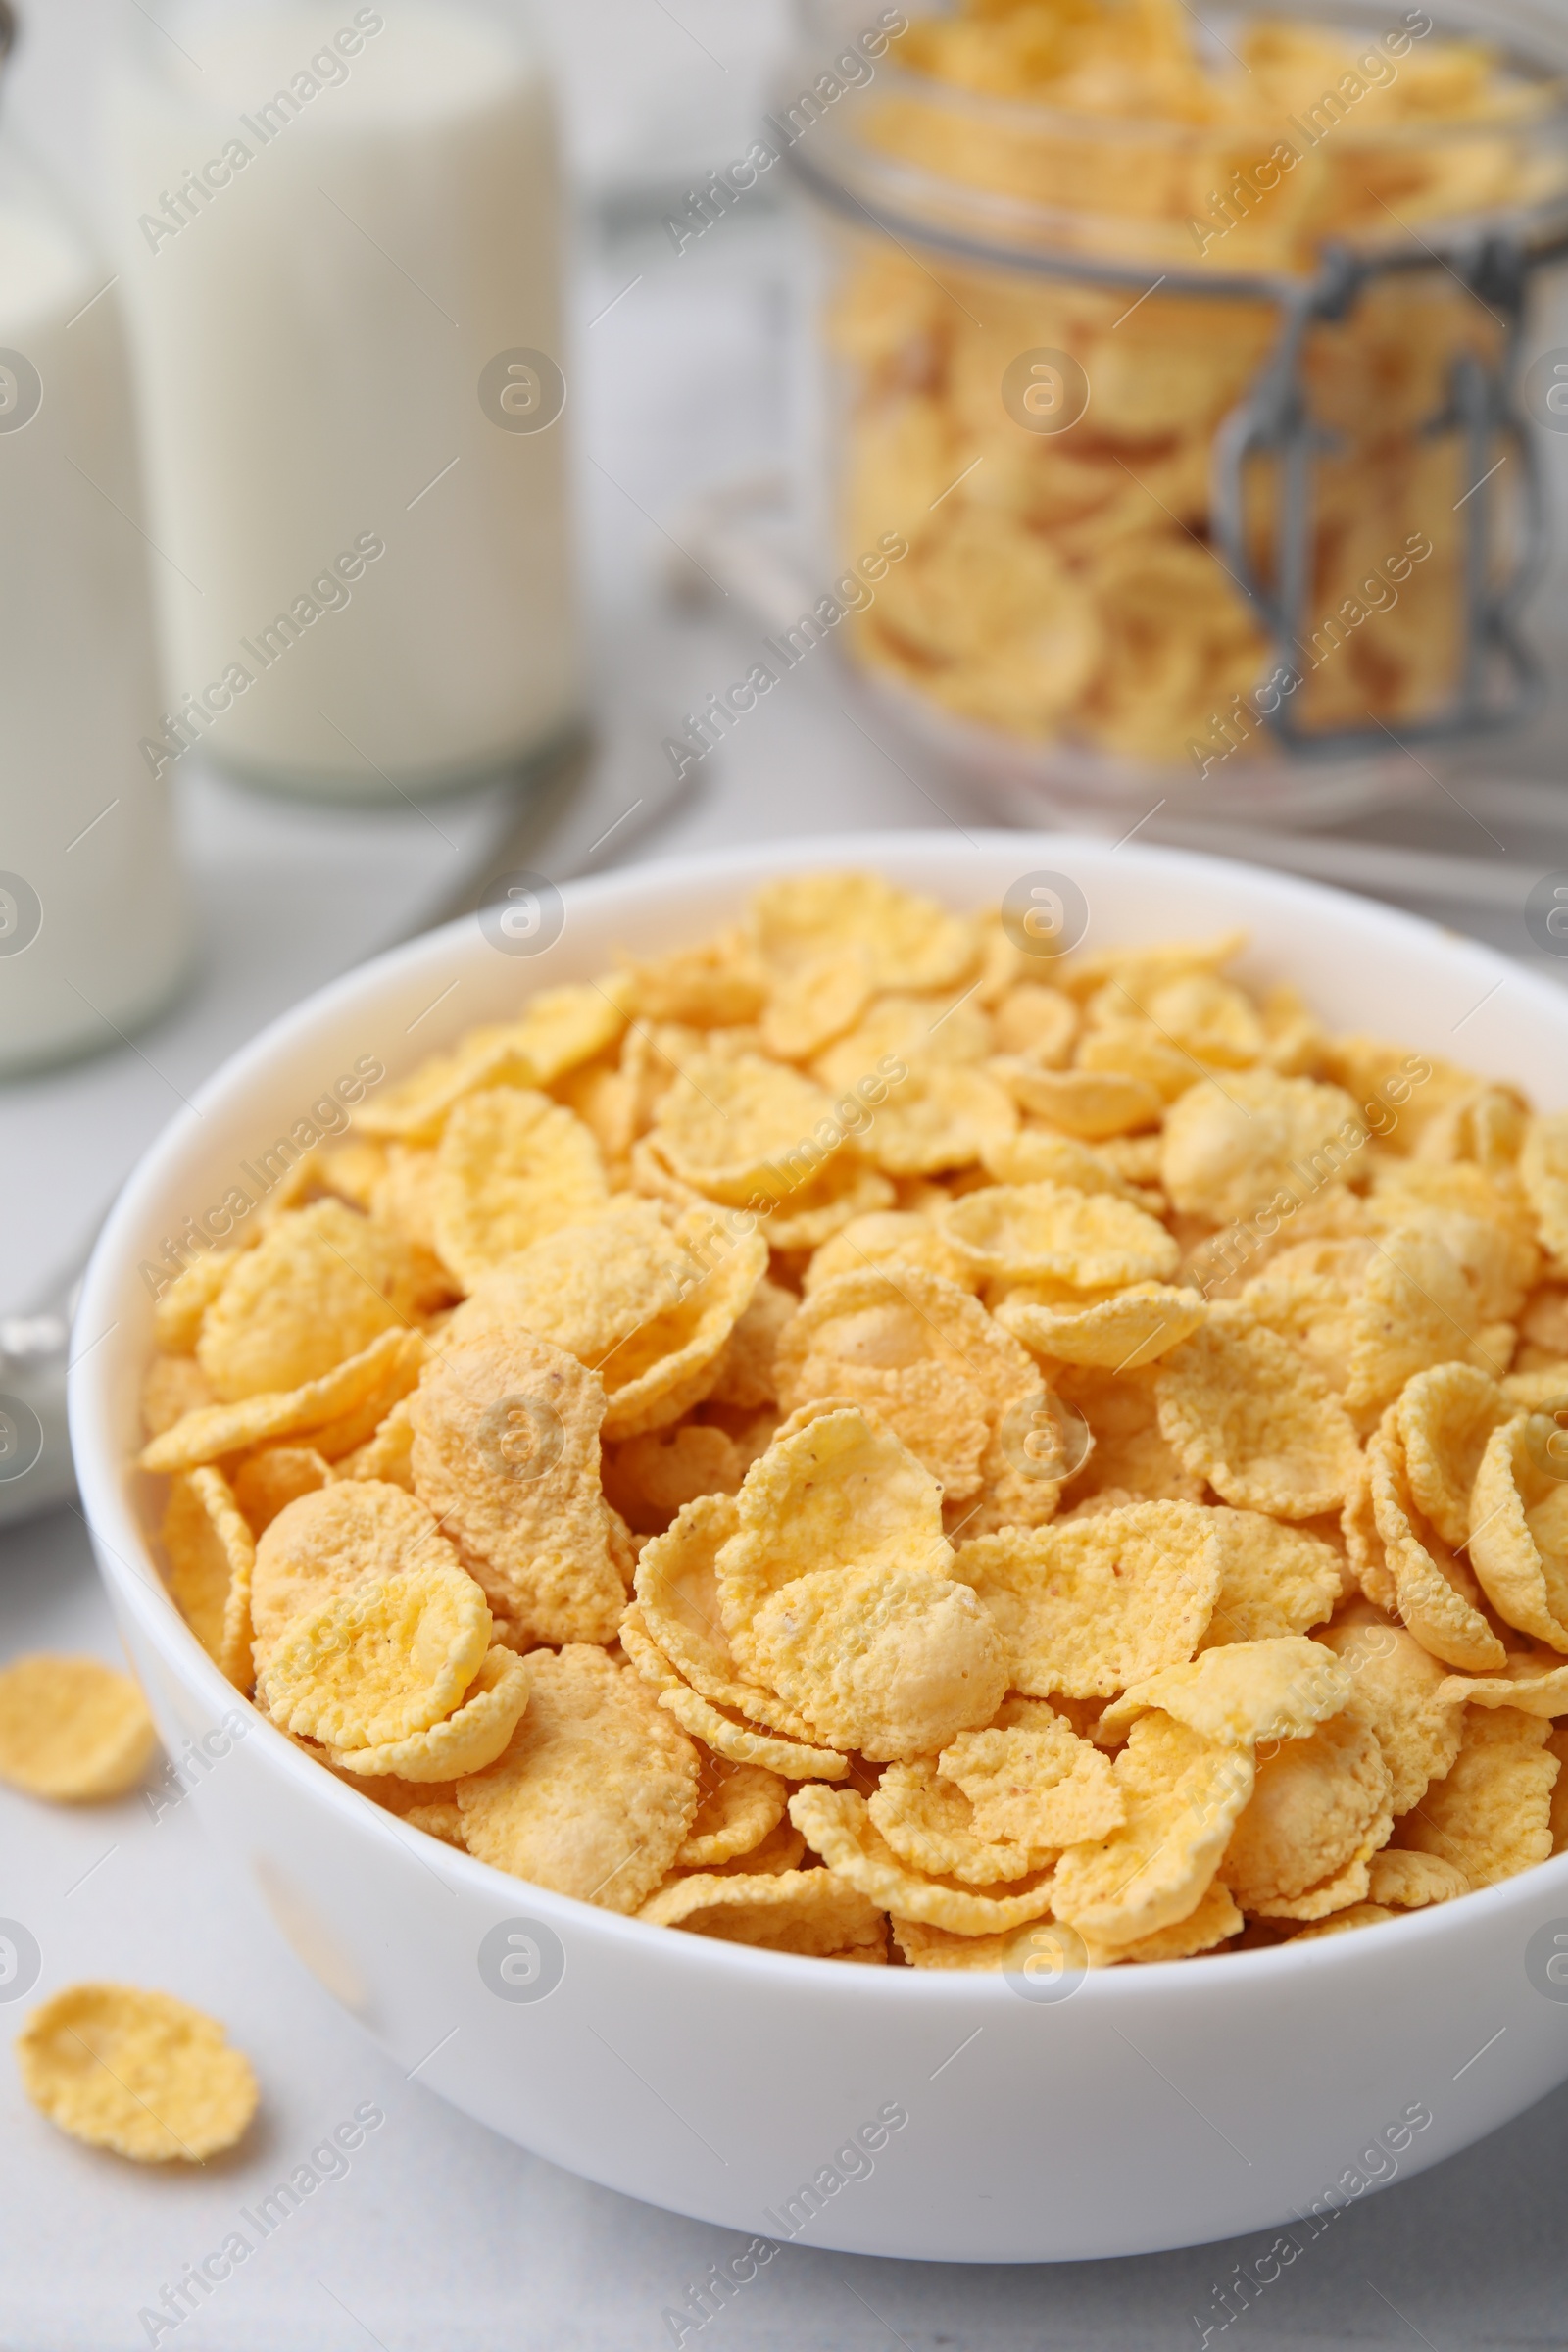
[0,152,190,1075]
[103,0,581,798]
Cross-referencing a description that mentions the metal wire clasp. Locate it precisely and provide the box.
[1211,229,1547,758]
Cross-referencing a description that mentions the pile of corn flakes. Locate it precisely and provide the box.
[136,872,1568,1968]
[827,0,1552,758]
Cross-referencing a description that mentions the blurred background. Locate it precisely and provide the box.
[7,0,1568,1318]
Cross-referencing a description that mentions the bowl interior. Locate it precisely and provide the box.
[70,828,1568,1954]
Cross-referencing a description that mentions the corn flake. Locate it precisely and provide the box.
[325,1644,530,1781]
[938,1701,1124,1846]
[605,1423,744,1536]
[998,1283,1205,1371]
[981,1127,1157,1208]
[715,1406,950,1665]
[1155,1316,1361,1518]
[230,1446,330,1536]
[162,1468,255,1688]
[707,1274,800,1405]
[655,1677,851,1780]
[1200,1509,1343,1648]
[1521,1111,1568,1273]
[1467,1413,1568,1652]
[1366,1849,1469,1907]
[746,1561,1008,1760]
[991,982,1079,1067]
[1055,1363,1203,1505]
[640,1866,885,1956]
[1317,1619,1465,1813]
[153,1251,238,1354]
[450,1198,766,1440]
[16,1984,258,2162]
[0,1655,158,1801]
[1369,1415,1506,1672]
[994,1064,1164,1141]
[1396,1706,1557,1887]
[869,1756,1049,1885]
[1099,1637,1349,1750]
[942,1181,1179,1292]
[433,1088,608,1291]
[633,1498,823,1738]
[678,1758,788,1867]
[750,872,976,992]
[457,1644,699,1913]
[760,946,874,1062]
[1221,1714,1394,1919]
[1078,1882,1244,1966]
[1436,1655,1568,1715]
[957,1500,1220,1697]
[1161,1070,1366,1224]
[1396,1362,1507,1549]
[1050,1712,1255,1946]
[251,1479,454,1677]
[775,1265,1039,1505]
[789,1786,1056,1932]
[196,1201,443,1401]
[139,1327,421,1475]
[650,1052,847,1212]
[408,1328,627,1647]
[141,1354,216,1438]
[864,1065,1018,1177]
[261,1560,490,1749]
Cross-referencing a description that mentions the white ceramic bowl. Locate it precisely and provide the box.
[72,832,1568,2263]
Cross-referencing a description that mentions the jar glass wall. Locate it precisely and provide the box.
[786,0,1568,822]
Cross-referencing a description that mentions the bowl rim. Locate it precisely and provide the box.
[70,825,1568,2003]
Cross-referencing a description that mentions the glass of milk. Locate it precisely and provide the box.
[0,122,192,1075]
[102,0,582,801]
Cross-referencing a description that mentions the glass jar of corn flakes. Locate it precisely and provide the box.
[782,0,1568,823]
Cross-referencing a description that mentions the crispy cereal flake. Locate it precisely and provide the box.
[1468,1413,1568,1653]
[1396,1706,1557,1887]
[1200,1509,1343,1647]
[16,1984,258,2162]
[1319,1619,1464,1813]
[789,1786,1055,1932]
[1155,1317,1361,1519]
[163,1467,256,1688]
[0,1655,158,1801]
[716,1406,950,1663]
[197,1201,440,1401]
[261,1562,491,1750]
[957,1500,1220,1697]
[433,1088,609,1290]
[938,1702,1124,1846]
[747,1561,1007,1760]
[457,1645,699,1913]
[1220,1714,1393,1920]
[1051,1712,1255,1946]
[1098,1637,1349,1750]
[678,1758,788,1866]
[640,1867,884,1955]
[409,1327,627,1647]
[251,1480,454,1677]
[942,1181,1179,1293]
[326,1645,531,1782]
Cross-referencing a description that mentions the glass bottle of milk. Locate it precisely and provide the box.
[102,0,581,801]
[0,107,191,1075]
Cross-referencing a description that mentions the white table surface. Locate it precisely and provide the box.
[5,10,1568,2346]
